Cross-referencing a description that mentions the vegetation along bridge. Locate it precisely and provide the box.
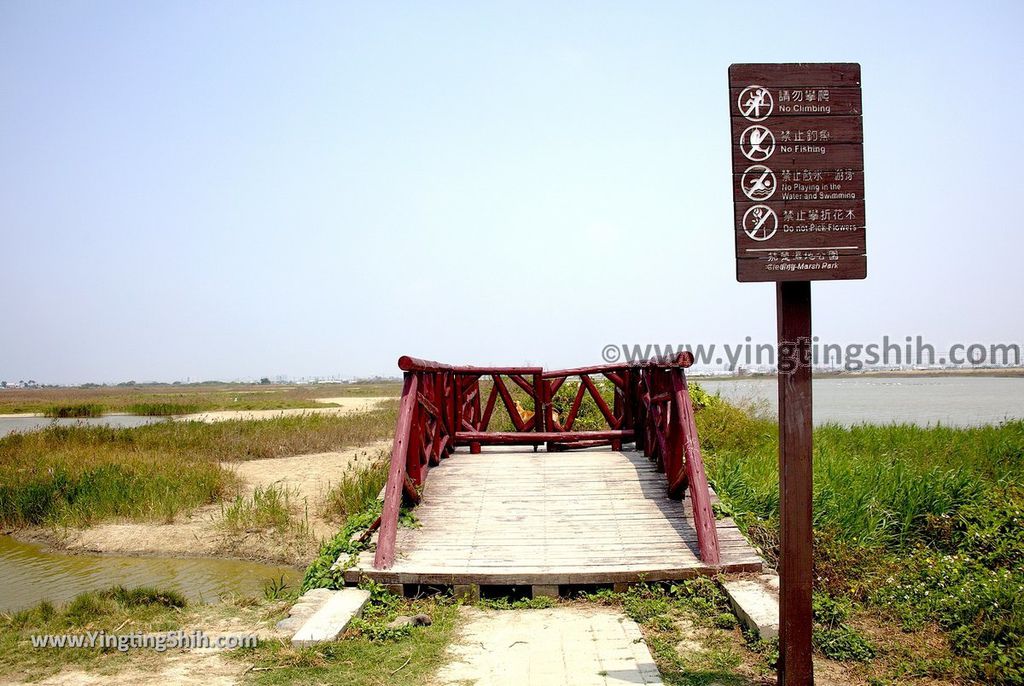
[343,354,762,595]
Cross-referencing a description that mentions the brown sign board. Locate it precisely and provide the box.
[729,63,866,282]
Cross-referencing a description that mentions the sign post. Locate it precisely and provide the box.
[728,63,866,686]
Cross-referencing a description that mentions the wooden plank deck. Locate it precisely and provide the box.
[344,447,763,587]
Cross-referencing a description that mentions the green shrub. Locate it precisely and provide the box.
[43,404,104,418]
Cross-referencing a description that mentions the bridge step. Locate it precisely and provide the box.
[283,588,370,647]
[721,574,780,641]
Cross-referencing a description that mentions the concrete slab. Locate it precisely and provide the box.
[434,607,662,685]
[291,588,370,647]
[721,574,780,641]
[533,585,560,599]
[276,588,336,633]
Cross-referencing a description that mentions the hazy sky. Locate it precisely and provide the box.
[2,1,1022,383]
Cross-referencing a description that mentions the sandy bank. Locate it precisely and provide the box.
[0,396,392,422]
[175,396,390,423]
[15,440,392,566]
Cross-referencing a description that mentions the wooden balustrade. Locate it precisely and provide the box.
[373,353,720,570]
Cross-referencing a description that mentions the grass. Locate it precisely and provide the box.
[319,449,389,522]
[0,579,457,685]
[0,404,397,528]
[43,403,104,418]
[477,595,558,610]
[0,586,189,680]
[581,581,770,686]
[301,454,420,592]
[4,380,1020,684]
[124,402,203,416]
[694,395,1024,684]
[230,582,460,686]
[221,484,312,540]
[0,381,402,416]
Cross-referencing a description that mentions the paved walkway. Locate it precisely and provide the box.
[434,607,662,686]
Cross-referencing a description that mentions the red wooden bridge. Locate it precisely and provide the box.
[343,354,762,593]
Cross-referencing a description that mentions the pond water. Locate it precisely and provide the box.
[698,375,1024,426]
[0,414,169,438]
[0,535,302,612]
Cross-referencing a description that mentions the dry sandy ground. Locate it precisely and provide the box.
[0,397,390,422]
[17,439,391,566]
[176,396,389,422]
[0,604,294,686]
[9,654,244,686]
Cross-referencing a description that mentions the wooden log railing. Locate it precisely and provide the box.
[372,353,720,569]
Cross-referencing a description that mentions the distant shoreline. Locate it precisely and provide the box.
[691,368,1024,380]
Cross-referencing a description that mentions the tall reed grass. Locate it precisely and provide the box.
[697,401,1024,549]
[0,403,398,527]
[221,484,310,538]
[123,402,202,416]
[42,404,104,418]
[696,399,1024,683]
[320,449,390,522]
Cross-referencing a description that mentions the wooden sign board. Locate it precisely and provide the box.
[729,63,866,282]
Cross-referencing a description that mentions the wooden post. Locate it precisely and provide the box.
[776,280,813,686]
[406,374,425,485]
[374,372,419,570]
[446,372,456,456]
[671,368,720,564]
[533,372,545,452]
[470,377,482,454]
[611,381,623,451]
[544,378,555,453]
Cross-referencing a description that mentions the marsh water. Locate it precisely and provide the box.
[0,535,302,612]
[699,375,1024,426]
[0,414,168,438]
[0,413,307,612]
[2,375,1019,612]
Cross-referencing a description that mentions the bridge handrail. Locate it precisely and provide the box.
[372,353,719,570]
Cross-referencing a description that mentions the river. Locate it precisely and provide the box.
[0,535,302,612]
[698,375,1024,426]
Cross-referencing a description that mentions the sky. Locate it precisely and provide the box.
[2,1,1022,384]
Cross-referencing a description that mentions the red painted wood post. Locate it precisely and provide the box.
[637,371,651,456]
[374,372,419,570]
[470,376,482,454]
[777,280,814,686]
[664,403,681,486]
[652,370,670,471]
[611,380,623,451]
[544,377,558,452]
[432,371,444,464]
[405,373,425,485]
[621,368,634,447]
[532,372,545,452]
[446,371,457,457]
[672,369,720,565]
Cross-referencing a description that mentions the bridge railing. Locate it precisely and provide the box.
[373,354,720,569]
